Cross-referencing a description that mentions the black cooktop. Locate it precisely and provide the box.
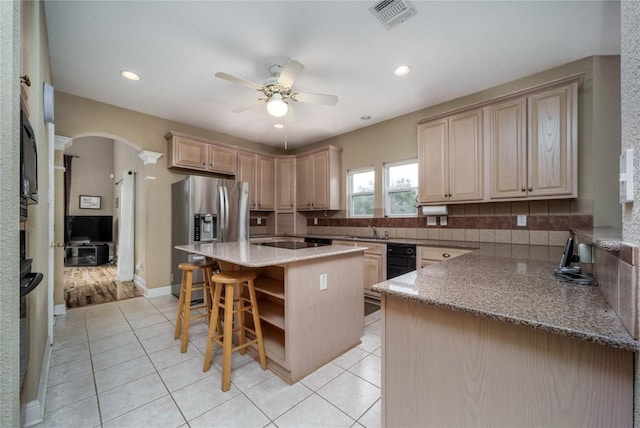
[259,241,330,250]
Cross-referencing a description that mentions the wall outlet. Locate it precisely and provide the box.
[135,262,143,271]
[319,273,328,291]
[516,215,527,227]
[314,218,318,225]
[257,217,262,225]
[426,216,437,226]
[439,216,447,226]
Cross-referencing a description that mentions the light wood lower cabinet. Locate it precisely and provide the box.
[417,246,471,268]
[243,252,364,383]
[381,296,633,427]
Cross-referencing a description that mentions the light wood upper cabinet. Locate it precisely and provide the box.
[418,109,483,204]
[169,136,209,171]
[296,146,341,211]
[489,97,528,199]
[296,154,313,210]
[208,144,237,175]
[419,75,581,205]
[527,82,577,198]
[276,157,296,211]
[489,81,578,200]
[237,151,274,211]
[256,155,275,210]
[167,133,237,175]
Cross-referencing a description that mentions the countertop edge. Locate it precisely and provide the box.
[374,285,638,351]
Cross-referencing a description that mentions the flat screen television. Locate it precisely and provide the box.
[65,215,113,243]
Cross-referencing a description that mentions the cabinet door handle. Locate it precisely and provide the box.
[521,187,526,192]
[442,253,451,258]
[528,187,533,192]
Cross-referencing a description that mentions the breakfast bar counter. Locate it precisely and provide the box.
[176,241,365,384]
[176,240,365,268]
[373,244,635,427]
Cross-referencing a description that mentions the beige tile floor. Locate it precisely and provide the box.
[35,295,382,428]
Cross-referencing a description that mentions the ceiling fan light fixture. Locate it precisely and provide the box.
[266,93,288,117]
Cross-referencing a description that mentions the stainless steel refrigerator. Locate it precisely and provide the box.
[171,175,249,299]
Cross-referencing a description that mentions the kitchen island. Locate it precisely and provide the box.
[373,244,635,427]
[176,241,365,383]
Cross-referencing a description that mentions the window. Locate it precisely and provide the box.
[385,159,418,217]
[348,168,375,217]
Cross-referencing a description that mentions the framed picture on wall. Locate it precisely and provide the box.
[79,195,101,210]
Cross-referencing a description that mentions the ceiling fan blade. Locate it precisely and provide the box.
[231,98,266,113]
[277,58,304,88]
[215,72,263,91]
[285,103,297,123]
[292,92,338,106]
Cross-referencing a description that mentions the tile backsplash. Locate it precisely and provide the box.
[591,242,639,339]
[306,201,592,246]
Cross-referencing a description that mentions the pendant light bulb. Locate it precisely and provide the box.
[266,93,288,117]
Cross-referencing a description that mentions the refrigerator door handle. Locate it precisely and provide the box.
[223,185,230,242]
[219,185,226,242]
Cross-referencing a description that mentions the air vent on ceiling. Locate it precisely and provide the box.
[369,0,417,30]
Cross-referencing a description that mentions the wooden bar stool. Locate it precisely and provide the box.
[203,269,267,392]
[174,260,215,353]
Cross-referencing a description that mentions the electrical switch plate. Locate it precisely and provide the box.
[620,148,634,203]
[426,216,437,226]
[257,218,262,225]
[314,218,318,225]
[319,274,328,291]
[517,215,527,227]
[439,216,447,226]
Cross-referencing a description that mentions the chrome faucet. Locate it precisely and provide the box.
[370,226,378,238]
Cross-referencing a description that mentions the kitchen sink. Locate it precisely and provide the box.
[344,236,389,241]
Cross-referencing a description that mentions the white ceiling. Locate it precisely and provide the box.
[44,1,620,149]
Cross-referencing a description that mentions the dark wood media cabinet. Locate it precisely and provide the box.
[64,243,110,267]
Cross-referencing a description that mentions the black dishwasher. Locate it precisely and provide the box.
[387,243,416,279]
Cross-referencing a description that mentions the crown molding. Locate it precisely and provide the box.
[138,150,163,165]
[54,135,72,151]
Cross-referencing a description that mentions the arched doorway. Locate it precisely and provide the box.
[54,133,145,311]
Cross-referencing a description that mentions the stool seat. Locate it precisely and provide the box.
[174,261,215,353]
[208,271,257,283]
[203,269,267,391]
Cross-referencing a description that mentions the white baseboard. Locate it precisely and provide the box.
[53,304,66,316]
[135,274,172,298]
[133,274,146,289]
[23,335,52,427]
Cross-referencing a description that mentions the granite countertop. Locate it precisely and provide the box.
[176,241,365,268]
[372,247,637,351]
[301,234,479,249]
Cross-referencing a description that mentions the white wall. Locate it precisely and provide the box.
[0,1,21,426]
[65,136,115,216]
[622,1,640,243]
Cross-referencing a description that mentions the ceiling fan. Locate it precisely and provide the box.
[215,58,338,118]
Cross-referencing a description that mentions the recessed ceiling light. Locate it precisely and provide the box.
[393,65,411,76]
[360,115,371,120]
[120,70,141,81]
[274,123,284,129]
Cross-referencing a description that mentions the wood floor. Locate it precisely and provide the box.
[64,263,143,309]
